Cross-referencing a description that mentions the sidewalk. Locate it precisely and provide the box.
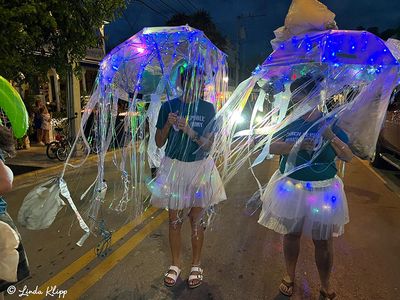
[7,143,61,174]
[7,142,124,191]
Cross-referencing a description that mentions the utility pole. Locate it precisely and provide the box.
[235,12,267,86]
[66,66,81,141]
[235,15,241,87]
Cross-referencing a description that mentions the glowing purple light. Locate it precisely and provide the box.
[308,195,317,204]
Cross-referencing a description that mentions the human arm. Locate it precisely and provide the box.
[155,112,177,148]
[323,127,353,162]
[176,116,214,151]
[0,160,13,194]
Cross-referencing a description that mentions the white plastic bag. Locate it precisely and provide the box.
[147,93,165,168]
[18,177,65,230]
[0,220,20,282]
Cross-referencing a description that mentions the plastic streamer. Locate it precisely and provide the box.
[59,179,90,246]
[209,29,400,208]
[26,20,400,243]
[52,25,228,241]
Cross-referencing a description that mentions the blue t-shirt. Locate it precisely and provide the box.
[0,196,6,215]
[276,118,349,181]
[156,98,216,162]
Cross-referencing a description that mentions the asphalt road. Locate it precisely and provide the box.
[2,157,400,300]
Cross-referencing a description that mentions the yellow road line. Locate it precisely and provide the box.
[29,206,158,300]
[66,210,168,298]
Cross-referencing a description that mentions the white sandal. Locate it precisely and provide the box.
[164,265,181,287]
[188,266,203,289]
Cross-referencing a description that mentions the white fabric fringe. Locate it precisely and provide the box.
[258,170,349,240]
[150,157,226,210]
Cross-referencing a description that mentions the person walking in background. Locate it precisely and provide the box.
[32,99,43,144]
[40,106,51,145]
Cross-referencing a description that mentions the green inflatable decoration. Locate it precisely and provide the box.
[0,76,29,138]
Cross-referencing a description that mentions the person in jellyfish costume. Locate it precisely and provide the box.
[258,74,353,299]
[207,1,400,298]
[151,63,227,288]
[19,26,229,253]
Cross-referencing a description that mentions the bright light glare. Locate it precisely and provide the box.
[223,76,229,83]
[232,111,244,124]
[137,47,145,53]
[255,115,263,124]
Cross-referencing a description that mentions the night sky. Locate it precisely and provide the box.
[106,0,400,76]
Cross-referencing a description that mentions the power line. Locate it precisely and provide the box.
[174,0,193,14]
[134,0,169,19]
[122,10,136,32]
[156,0,180,14]
[131,5,144,30]
[186,0,198,11]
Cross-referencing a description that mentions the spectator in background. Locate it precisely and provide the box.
[39,106,51,145]
[32,99,43,144]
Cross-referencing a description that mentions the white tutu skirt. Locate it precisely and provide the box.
[258,170,349,240]
[150,157,227,210]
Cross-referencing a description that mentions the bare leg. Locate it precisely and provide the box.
[36,128,42,143]
[283,233,302,282]
[313,238,334,294]
[188,207,205,286]
[41,129,46,144]
[279,233,301,296]
[165,209,183,285]
[0,292,4,300]
[44,130,50,144]
[188,207,205,265]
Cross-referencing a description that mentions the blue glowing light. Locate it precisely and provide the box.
[277,183,285,193]
[195,190,202,199]
[261,30,399,68]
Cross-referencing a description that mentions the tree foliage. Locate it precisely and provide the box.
[356,25,400,40]
[0,0,126,82]
[166,10,227,51]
